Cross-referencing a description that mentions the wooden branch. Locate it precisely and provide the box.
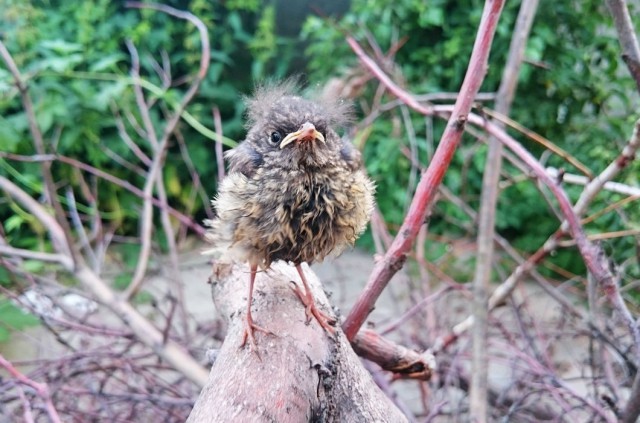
[571,118,640,215]
[342,0,506,340]
[74,265,209,387]
[212,106,226,183]
[546,167,640,197]
[188,262,408,422]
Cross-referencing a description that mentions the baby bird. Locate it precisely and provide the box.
[206,81,375,349]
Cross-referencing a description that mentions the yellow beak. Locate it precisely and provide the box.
[279,122,325,149]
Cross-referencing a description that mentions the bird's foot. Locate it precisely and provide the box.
[290,282,337,333]
[240,315,274,354]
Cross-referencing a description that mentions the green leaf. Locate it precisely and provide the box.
[40,39,83,54]
[114,273,131,290]
[22,260,45,273]
[0,267,11,287]
[0,119,21,152]
[4,215,24,233]
[34,54,84,72]
[89,53,125,72]
[0,299,40,334]
[419,8,444,27]
[133,291,154,304]
[0,327,9,342]
[94,80,128,110]
[117,243,142,270]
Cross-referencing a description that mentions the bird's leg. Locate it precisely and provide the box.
[291,264,336,333]
[240,264,273,351]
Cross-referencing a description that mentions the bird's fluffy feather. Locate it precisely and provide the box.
[244,79,354,132]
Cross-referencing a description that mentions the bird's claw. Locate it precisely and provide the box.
[290,282,337,333]
[240,317,274,356]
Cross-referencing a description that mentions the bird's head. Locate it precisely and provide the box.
[240,81,352,170]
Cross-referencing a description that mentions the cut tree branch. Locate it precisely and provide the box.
[188,262,408,422]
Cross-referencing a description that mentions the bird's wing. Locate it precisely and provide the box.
[224,141,263,177]
[338,136,363,171]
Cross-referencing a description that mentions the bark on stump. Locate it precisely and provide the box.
[187,261,407,422]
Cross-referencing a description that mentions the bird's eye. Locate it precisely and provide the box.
[269,131,282,145]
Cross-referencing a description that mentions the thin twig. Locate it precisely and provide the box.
[0,354,62,423]
[0,244,73,270]
[52,155,205,235]
[546,167,640,197]
[213,106,226,183]
[482,107,593,178]
[112,104,152,167]
[470,1,539,416]
[0,176,72,261]
[123,39,160,298]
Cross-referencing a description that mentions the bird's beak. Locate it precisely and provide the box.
[279,122,325,149]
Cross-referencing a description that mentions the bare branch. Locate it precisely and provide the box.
[471,0,539,417]
[352,329,435,381]
[0,176,72,261]
[571,118,640,215]
[213,106,226,183]
[0,354,62,423]
[0,245,73,270]
[342,0,507,340]
[605,0,640,90]
[546,167,640,197]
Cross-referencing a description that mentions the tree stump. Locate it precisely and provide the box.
[187,261,407,422]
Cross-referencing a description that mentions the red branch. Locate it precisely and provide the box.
[0,354,62,423]
[342,0,506,340]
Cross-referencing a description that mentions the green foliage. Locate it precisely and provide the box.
[303,0,639,276]
[114,273,133,291]
[0,298,40,342]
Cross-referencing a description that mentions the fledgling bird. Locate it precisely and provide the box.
[205,81,375,349]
